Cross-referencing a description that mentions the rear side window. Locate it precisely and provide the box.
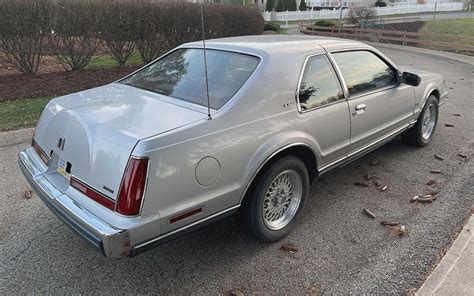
[332,50,397,95]
[298,54,344,111]
[121,49,259,109]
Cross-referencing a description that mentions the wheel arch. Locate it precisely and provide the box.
[420,87,440,112]
[239,143,318,205]
[429,89,440,101]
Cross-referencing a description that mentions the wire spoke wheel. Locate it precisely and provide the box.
[421,103,437,140]
[262,170,302,230]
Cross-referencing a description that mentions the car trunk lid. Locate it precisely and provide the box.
[34,84,206,200]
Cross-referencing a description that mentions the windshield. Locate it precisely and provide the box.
[120,48,260,109]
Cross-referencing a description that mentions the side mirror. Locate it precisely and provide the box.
[402,72,421,87]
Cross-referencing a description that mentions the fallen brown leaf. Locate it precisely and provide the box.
[380,185,388,192]
[369,160,379,165]
[363,208,376,219]
[430,169,442,174]
[306,283,320,295]
[397,225,407,236]
[365,174,373,181]
[426,180,437,186]
[381,221,399,226]
[280,243,298,253]
[225,289,244,296]
[445,124,455,127]
[453,113,461,117]
[458,153,468,158]
[373,179,382,187]
[434,154,444,161]
[410,195,420,203]
[354,181,369,187]
[417,196,436,203]
[23,190,33,199]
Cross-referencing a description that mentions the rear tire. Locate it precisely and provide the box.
[403,95,438,147]
[240,156,309,242]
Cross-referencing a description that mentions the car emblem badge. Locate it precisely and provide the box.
[57,137,65,150]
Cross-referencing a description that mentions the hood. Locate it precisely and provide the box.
[34,83,206,200]
[398,66,441,80]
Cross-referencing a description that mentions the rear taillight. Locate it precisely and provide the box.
[116,157,149,216]
[32,139,49,165]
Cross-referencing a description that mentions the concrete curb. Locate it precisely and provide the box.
[366,42,474,65]
[0,128,34,148]
[416,215,474,295]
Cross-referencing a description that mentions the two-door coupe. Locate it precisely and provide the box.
[19,35,447,258]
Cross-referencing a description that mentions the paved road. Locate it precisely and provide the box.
[419,11,474,20]
[0,47,473,295]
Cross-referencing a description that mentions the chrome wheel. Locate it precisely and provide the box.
[421,103,437,141]
[262,170,302,230]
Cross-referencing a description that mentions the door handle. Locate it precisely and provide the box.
[355,104,367,111]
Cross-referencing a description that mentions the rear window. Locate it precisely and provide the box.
[120,48,260,109]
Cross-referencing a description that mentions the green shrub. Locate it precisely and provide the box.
[299,0,308,11]
[314,20,342,28]
[375,1,387,7]
[0,0,264,74]
[264,22,281,32]
[0,0,51,74]
[347,7,377,25]
[50,1,102,71]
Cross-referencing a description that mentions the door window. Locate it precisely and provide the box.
[298,55,344,111]
[332,50,397,95]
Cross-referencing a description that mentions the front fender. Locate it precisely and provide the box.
[413,74,446,114]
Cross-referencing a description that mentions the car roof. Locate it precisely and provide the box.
[183,35,364,56]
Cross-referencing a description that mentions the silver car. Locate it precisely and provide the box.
[19,35,447,258]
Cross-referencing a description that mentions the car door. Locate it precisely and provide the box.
[330,50,415,150]
[297,53,351,167]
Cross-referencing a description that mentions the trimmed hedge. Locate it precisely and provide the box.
[314,20,342,28]
[0,0,264,74]
[264,21,281,32]
[0,0,51,74]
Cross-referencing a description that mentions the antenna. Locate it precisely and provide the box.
[200,4,212,120]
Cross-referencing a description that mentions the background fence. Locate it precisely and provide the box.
[262,2,464,21]
[300,25,474,54]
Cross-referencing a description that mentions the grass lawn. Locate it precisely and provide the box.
[419,18,474,53]
[278,28,290,34]
[0,97,52,132]
[87,51,143,69]
[420,18,474,36]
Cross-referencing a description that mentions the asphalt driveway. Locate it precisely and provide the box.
[0,46,473,295]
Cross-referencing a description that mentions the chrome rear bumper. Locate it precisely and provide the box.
[18,149,131,258]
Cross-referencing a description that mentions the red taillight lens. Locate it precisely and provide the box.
[32,139,49,165]
[70,177,116,211]
[116,157,148,216]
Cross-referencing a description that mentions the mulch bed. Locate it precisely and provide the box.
[0,66,139,102]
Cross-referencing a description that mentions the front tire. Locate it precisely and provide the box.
[403,95,439,147]
[241,156,309,242]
